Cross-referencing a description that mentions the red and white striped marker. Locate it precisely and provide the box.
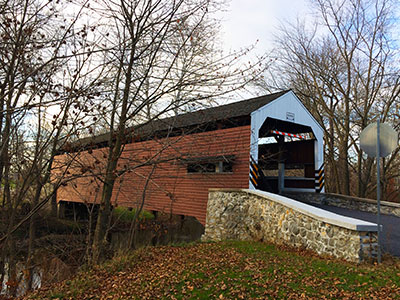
[270,130,308,139]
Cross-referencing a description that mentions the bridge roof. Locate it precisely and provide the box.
[61,90,290,152]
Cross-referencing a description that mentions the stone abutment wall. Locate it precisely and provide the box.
[202,189,378,263]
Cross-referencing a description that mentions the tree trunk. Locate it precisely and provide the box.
[338,139,350,195]
[91,175,115,264]
[26,177,42,291]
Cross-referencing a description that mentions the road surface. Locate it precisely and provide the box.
[311,203,400,257]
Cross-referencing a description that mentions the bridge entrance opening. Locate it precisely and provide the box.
[255,117,316,193]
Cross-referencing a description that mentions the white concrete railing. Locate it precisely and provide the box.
[249,189,378,232]
[287,192,400,218]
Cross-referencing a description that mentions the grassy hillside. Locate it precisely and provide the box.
[24,241,400,299]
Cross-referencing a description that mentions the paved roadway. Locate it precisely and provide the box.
[311,203,400,257]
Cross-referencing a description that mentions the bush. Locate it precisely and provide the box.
[112,207,153,223]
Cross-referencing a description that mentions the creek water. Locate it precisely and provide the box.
[0,260,42,297]
[0,215,204,297]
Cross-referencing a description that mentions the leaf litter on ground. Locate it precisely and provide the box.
[23,241,400,299]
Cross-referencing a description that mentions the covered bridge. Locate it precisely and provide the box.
[54,90,324,225]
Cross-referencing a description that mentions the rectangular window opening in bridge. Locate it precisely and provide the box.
[185,155,234,174]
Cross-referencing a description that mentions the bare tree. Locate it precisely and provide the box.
[67,0,268,264]
[0,0,107,294]
[0,0,267,272]
[260,0,400,198]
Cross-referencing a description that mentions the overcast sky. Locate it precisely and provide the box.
[219,0,311,56]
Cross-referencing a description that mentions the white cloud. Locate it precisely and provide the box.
[219,0,310,55]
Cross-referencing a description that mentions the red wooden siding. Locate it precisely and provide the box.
[54,125,251,224]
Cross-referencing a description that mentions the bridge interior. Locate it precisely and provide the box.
[256,117,316,193]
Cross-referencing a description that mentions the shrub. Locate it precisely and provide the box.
[112,207,153,223]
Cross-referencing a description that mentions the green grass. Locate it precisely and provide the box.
[25,241,400,299]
